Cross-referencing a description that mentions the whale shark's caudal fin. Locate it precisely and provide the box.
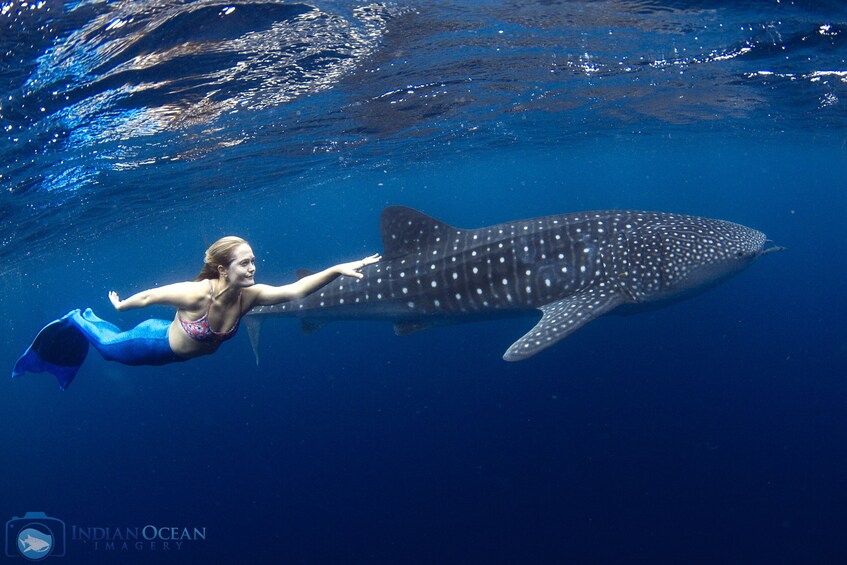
[503,286,624,361]
[244,316,263,366]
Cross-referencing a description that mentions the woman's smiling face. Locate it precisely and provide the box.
[226,244,256,287]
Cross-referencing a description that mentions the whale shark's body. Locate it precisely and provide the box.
[246,207,782,361]
[19,534,51,553]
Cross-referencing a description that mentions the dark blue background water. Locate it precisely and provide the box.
[2,1,846,563]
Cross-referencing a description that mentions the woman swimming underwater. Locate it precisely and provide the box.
[12,236,381,390]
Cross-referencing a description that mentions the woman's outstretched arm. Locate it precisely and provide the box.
[247,254,381,307]
[109,282,205,312]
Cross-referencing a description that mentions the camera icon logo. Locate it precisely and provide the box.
[5,512,66,560]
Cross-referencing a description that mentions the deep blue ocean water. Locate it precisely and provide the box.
[1,0,846,563]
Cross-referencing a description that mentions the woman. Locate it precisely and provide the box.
[12,236,381,390]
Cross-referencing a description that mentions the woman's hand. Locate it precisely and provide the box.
[109,291,124,311]
[336,253,382,279]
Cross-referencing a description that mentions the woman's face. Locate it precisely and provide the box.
[226,244,256,287]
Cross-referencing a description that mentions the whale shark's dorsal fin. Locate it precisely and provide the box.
[380,206,464,259]
[503,286,625,361]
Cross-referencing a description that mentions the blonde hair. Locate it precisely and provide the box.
[195,236,249,281]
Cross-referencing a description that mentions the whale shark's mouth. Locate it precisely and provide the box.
[760,240,787,256]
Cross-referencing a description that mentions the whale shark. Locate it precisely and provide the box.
[19,533,51,553]
[246,206,783,361]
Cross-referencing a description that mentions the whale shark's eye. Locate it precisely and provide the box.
[736,251,744,257]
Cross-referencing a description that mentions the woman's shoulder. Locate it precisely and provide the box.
[160,279,210,294]
[164,279,211,310]
[187,279,213,299]
[240,283,272,309]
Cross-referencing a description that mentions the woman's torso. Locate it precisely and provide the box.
[168,280,244,358]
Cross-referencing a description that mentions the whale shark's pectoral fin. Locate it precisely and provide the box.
[503,287,624,361]
[244,316,262,366]
[393,320,433,336]
[301,319,326,335]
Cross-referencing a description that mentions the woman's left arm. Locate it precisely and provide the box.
[247,254,381,307]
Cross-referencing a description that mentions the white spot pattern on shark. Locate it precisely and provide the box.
[246,207,783,362]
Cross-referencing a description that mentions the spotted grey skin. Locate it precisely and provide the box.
[246,206,782,361]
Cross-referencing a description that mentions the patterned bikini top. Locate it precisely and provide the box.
[179,280,242,343]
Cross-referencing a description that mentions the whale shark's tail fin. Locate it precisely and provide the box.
[244,316,263,366]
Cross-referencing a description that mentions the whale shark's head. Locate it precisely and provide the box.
[633,217,783,302]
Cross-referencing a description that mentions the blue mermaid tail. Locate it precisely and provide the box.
[12,309,187,390]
